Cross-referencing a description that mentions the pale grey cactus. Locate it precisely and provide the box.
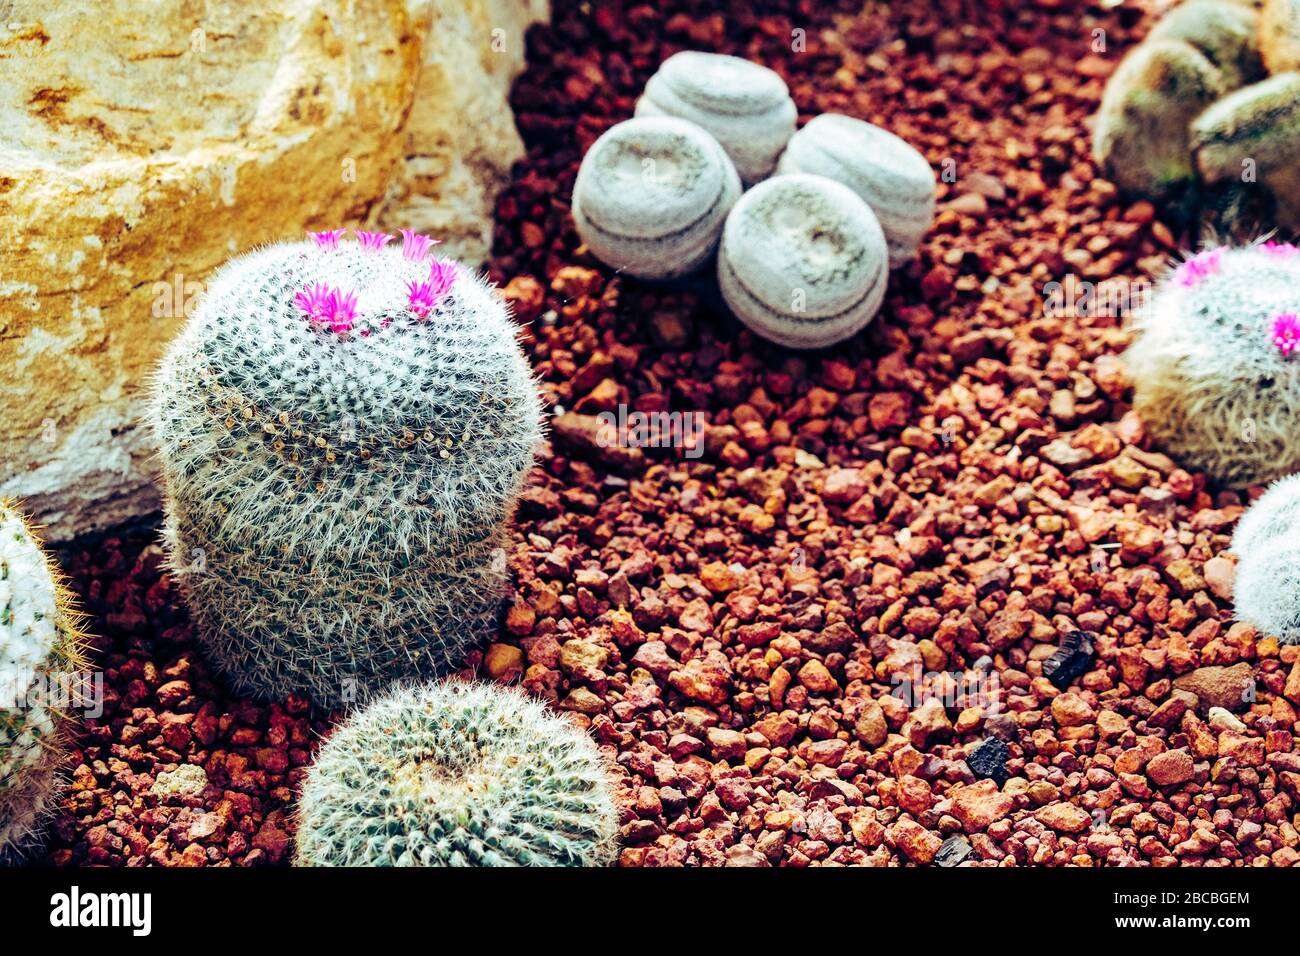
[1124,241,1300,487]
[776,114,936,268]
[1232,472,1300,643]
[717,174,889,350]
[150,230,544,709]
[1,500,88,864]
[635,51,796,184]
[572,116,741,280]
[295,680,619,866]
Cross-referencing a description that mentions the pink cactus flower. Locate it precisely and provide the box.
[308,229,347,250]
[325,288,360,333]
[406,259,458,318]
[1175,248,1224,287]
[355,230,394,252]
[400,228,440,262]
[294,283,359,334]
[1273,312,1300,357]
[1262,240,1300,258]
[294,283,336,323]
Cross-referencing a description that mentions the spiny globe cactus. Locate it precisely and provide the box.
[294,680,619,866]
[1,500,89,864]
[1232,472,1300,643]
[776,113,936,268]
[572,116,741,280]
[150,229,544,709]
[635,51,796,185]
[1124,240,1300,486]
[717,174,889,350]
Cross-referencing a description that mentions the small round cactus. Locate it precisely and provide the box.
[1124,241,1300,487]
[635,51,796,185]
[150,230,544,708]
[1232,472,1300,643]
[776,114,936,268]
[572,116,741,280]
[294,681,619,866]
[717,174,889,350]
[1,500,89,864]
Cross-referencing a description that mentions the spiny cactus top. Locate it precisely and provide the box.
[635,51,796,184]
[1,500,88,863]
[717,174,889,350]
[776,114,936,268]
[295,681,619,866]
[151,230,544,707]
[1232,472,1300,643]
[1124,240,1300,486]
[572,116,741,281]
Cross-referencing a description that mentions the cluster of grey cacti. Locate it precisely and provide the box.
[139,228,619,866]
[0,500,89,864]
[573,50,936,349]
[1093,0,1300,233]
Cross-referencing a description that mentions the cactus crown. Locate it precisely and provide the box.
[153,230,544,558]
[295,681,619,867]
[1,500,88,862]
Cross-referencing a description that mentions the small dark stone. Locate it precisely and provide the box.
[1043,630,1095,689]
[968,737,1010,786]
[935,835,972,867]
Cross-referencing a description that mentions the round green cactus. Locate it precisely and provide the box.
[294,681,619,867]
[1,500,88,864]
[150,230,544,708]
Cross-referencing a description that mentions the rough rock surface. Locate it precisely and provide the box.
[0,0,545,540]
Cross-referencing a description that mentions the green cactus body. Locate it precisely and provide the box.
[1125,241,1300,487]
[294,681,619,866]
[1261,0,1300,73]
[150,234,543,708]
[1192,70,1300,183]
[1,501,88,864]
[1092,0,1265,208]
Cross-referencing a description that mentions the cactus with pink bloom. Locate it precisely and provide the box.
[1126,240,1300,486]
[148,229,544,708]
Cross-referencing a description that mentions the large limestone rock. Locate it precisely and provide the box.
[378,0,548,262]
[0,0,545,540]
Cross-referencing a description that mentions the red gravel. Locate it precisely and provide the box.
[44,0,1300,867]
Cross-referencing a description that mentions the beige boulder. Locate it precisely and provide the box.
[0,0,545,539]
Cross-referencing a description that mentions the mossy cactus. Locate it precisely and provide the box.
[1093,0,1300,232]
[1,500,88,864]
[150,230,544,709]
[1124,240,1300,486]
[294,680,619,866]
[635,51,796,185]
[572,116,741,280]
[1093,0,1262,208]
[717,174,889,350]
[1261,0,1300,72]
[776,114,936,268]
[1232,472,1300,643]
